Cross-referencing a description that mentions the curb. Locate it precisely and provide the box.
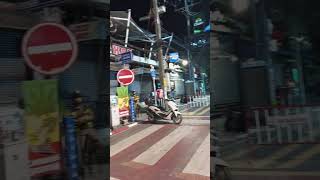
[110,122,138,136]
[183,115,210,121]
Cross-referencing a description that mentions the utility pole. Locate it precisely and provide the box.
[173,0,196,96]
[254,0,276,105]
[152,0,168,99]
[184,0,193,82]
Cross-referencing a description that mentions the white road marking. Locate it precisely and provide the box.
[231,170,320,176]
[182,119,210,125]
[133,126,193,165]
[28,42,72,55]
[118,75,133,79]
[223,146,258,161]
[183,133,210,177]
[110,125,163,157]
[186,106,207,115]
[277,144,320,169]
[197,106,210,115]
[128,122,138,128]
[110,177,120,180]
[254,144,300,168]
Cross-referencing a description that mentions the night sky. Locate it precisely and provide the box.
[111,0,189,39]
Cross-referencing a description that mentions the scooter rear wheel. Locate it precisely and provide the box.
[172,114,183,124]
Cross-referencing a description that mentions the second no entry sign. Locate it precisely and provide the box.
[22,23,78,75]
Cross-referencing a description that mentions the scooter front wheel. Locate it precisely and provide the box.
[147,113,156,122]
[172,114,183,124]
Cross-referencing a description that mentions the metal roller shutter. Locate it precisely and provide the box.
[59,59,98,102]
[59,41,105,128]
[0,28,25,104]
[59,41,100,100]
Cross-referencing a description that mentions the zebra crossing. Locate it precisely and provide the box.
[220,135,320,171]
[110,123,210,180]
[182,106,210,121]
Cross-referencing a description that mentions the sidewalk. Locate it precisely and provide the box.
[83,164,109,180]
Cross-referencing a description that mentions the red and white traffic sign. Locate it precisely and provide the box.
[117,69,135,86]
[22,23,78,75]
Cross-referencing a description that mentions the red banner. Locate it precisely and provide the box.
[111,43,132,56]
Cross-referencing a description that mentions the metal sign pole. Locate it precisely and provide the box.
[296,41,306,105]
[153,77,157,105]
[150,65,157,106]
[125,9,131,48]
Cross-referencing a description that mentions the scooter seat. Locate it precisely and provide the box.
[156,106,166,111]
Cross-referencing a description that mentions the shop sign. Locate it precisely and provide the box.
[169,52,179,63]
[69,20,107,41]
[204,24,211,32]
[194,17,204,26]
[111,43,132,56]
[150,68,157,77]
[22,80,61,178]
[120,51,133,64]
[117,87,130,117]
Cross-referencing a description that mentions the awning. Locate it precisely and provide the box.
[110,11,154,43]
[0,12,37,29]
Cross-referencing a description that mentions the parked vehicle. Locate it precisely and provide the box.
[145,98,183,124]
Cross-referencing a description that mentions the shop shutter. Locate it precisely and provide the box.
[0,29,24,58]
[59,41,99,102]
[0,28,25,104]
[59,40,108,128]
[59,59,98,104]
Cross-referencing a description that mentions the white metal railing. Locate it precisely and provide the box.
[248,106,320,144]
[177,95,210,111]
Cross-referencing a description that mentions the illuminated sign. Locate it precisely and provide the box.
[193,29,202,34]
[194,17,204,26]
[111,43,132,56]
[169,52,179,63]
[204,24,211,32]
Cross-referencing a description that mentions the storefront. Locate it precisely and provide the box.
[0,13,36,105]
[0,1,109,179]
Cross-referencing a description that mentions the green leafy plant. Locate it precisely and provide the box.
[117,86,129,98]
[22,80,59,116]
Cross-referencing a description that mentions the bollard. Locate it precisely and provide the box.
[63,117,80,180]
[264,110,272,143]
[254,110,262,144]
[129,96,136,122]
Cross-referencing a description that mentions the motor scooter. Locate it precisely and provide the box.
[145,98,183,124]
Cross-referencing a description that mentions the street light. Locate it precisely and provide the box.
[182,59,188,66]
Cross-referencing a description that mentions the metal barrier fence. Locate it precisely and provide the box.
[177,95,210,111]
[247,105,320,144]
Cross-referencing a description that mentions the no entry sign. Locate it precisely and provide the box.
[22,23,78,75]
[117,69,135,86]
